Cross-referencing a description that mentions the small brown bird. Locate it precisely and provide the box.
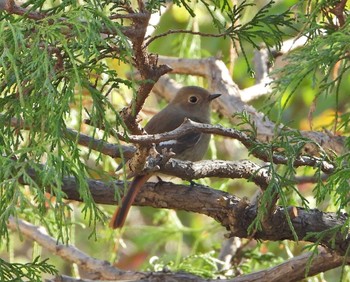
[109,86,220,229]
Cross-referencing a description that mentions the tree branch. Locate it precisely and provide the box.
[8,215,349,282]
[7,217,128,280]
[145,29,229,48]
[5,114,336,174]
[18,166,350,255]
[230,248,348,282]
[0,0,46,20]
[7,216,204,281]
[6,115,135,159]
[117,119,335,174]
[43,248,350,282]
[109,13,150,20]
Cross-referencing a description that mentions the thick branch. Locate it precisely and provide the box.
[9,216,348,282]
[88,181,350,254]
[161,159,270,188]
[19,167,350,255]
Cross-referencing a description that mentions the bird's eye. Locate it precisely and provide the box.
[188,95,198,104]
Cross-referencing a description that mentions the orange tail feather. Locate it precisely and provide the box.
[109,175,151,229]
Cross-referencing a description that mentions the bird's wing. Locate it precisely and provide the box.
[145,106,207,159]
[157,131,203,156]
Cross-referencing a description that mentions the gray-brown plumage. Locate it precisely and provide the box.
[110,86,220,229]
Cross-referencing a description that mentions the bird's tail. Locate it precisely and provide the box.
[109,174,151,229]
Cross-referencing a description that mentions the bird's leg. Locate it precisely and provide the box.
[154,175,167,187]
[189,180,200,186]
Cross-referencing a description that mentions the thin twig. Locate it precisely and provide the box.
[145,29,229,47]
[109,13,149,20]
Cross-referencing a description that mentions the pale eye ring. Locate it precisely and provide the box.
[188,95,198,104]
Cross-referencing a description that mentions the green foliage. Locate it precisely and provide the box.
[148,243,284,278]
[228,1,296,72]
[321,149,350,212]
[0,257,57,281]
[0,0,130,238]
[239,246,283,273]
[269,1,350,129]
[0,1,134,277]
[273,28,350,108]
[149,251,222,278]
[168,0,296,72]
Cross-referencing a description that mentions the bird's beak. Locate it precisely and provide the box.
[209,93,221,101]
